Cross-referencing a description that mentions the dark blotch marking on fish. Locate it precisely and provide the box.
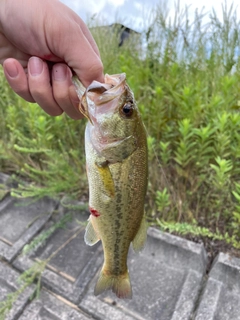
[89,207,100,217]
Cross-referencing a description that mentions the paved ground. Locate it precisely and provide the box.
[1,172,240,320]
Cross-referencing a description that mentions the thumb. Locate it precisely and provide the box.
[65,25,104,86]
[44,4,105,87]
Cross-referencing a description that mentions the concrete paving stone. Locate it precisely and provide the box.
[0,260,35,320]
[0,173,11,184]
[0,194,57,262]
[0,173,15,190]
[0,173,11,202]
[18,289,93,320]
[13,204,103,304]
[80,294,137,320]
[195,252,240,320]
[80,227,208,320]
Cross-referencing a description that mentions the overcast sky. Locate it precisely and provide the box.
[60,0,239,32]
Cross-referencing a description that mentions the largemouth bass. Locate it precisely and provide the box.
[73,73,148,299]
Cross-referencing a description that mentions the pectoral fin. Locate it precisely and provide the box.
[84,219,100,246]
[132,215,148,252]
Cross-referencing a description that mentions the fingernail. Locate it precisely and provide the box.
[53,64,68,81]
[5,63,19,78]
[29,57,43,76]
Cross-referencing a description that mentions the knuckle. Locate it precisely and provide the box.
[53,87,68,102]
[89,60,104,76]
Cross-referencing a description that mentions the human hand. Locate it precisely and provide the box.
[0,0,104,119]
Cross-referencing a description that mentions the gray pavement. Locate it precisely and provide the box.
[0,172,240,319]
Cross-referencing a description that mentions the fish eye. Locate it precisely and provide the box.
[121,102,134,118]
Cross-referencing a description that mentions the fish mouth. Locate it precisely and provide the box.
[80,82,111,124]
[79,74,127,124]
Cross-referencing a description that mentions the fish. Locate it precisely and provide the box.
[73,73,148,299]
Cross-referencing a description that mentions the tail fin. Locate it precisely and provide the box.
[94,269,132,299]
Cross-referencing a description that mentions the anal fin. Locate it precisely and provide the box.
[84,219,100,246]
[132,215,148,252]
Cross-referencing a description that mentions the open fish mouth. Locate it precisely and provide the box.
[72,74,127,123]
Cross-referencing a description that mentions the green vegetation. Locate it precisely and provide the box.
[1,2,240,248]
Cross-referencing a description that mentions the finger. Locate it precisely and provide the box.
[45,5,104,87]
[75,18,101,58]
[58,30,104,87]
[65,28,104,87]
[72,31,104,87]
[28,56,63,116]
[3,58,35,102]
[52,63,83,119]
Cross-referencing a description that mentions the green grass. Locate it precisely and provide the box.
[1,2,240,247]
